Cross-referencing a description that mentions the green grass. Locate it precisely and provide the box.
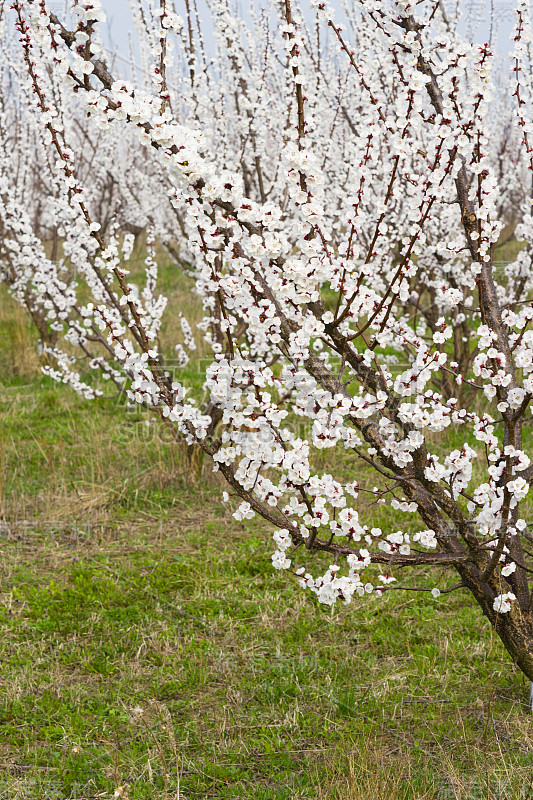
[2,288,533,799]
[3,514,533,800]
[1,514,533,799]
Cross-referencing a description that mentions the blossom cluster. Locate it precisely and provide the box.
[3,0,533,656]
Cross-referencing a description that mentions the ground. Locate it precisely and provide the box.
[2,278,533,799]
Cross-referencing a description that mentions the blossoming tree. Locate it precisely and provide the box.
[5,0,533,687]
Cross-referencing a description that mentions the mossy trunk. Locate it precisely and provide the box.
[456,560,533,681]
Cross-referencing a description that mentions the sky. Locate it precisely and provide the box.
[48,0,522,67]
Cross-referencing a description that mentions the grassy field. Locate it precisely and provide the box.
[2,273,533,800]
